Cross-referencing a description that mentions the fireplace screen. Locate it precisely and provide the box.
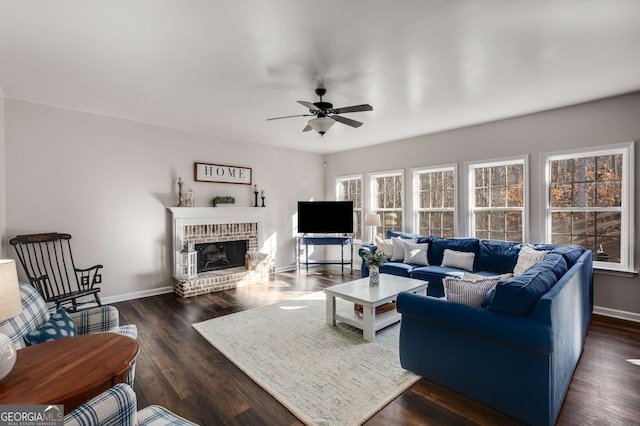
[195,240,248,273]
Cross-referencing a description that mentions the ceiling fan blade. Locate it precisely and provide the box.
[302,124,312,132]
[266,114,313,121]
[332,104,373,114]
[297,101,320,111]
[331,115,363,128]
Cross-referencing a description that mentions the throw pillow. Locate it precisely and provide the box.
[391,237,416,261]
[513,246,549,276]
[441,249,475,271]
[374,236,394,258]
[24,308,77,346]
[403,241,430,266]
[464,272,513,281]
[444,276,501,307]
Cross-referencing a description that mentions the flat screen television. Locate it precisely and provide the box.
[297,201,354,234]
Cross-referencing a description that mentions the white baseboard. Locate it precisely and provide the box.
[102,286,174,305]
[593,305,640,323]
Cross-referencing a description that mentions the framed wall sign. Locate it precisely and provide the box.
[194,162,252,185]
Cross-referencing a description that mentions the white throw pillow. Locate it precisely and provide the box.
[441,249,475,271]
[374,236,393,258]
[390,237,416,261]
[513,246,549,276]
[403,241,429,266]
[444,276,501,307]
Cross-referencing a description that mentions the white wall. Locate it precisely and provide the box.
[326,92,640,319]
[4,99,324,299]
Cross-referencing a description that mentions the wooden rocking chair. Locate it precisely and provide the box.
[10,233,103,312]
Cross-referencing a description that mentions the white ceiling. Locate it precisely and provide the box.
[1,1,640,154]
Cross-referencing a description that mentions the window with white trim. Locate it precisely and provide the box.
[336,175,363,241]
[545,143,634,271]
[370,171,404,240]
[469,158,526,242]
[413,166,456,237]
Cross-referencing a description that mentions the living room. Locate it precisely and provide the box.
[1,2,639,425]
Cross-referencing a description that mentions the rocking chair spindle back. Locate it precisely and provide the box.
[9,233,103,311]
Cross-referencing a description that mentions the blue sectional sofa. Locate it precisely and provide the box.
[358,232,594,426]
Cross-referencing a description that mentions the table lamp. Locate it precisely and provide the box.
[364,214,381,245]
[0,259,22,381]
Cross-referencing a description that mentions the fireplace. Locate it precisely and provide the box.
[168,207,273,297]
[196,240,247,272]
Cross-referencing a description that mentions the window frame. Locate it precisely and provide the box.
[335,174,364,242]
[467,156,529,242]
[412,164,458,237]
[543,142,635,273]
[369,169,405,240]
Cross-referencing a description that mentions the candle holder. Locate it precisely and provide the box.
[261,196,266,207]
[177,180,184,207]
[253,191,259,207]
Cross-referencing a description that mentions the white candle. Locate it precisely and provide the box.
[261,190,265,197]
[254,184,257,192]
[178,177,183,184]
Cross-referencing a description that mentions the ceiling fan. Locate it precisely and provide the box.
[266,86,373,136]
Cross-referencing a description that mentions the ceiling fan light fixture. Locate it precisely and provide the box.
[308,117,335,136]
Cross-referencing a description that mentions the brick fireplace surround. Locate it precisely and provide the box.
[168,207,273,297]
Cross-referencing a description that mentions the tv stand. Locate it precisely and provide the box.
[297,236,353,274]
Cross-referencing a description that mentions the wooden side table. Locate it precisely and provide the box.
[0,333,139,413]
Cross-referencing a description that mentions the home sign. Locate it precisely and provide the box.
[194,162,252,185]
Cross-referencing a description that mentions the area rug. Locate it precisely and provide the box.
[192,291,419,426]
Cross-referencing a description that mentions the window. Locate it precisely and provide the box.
[545,143,634,272]
[370,171,404,240]
[469,157,526,242]
[336,175,363,241]
[413,166,456,237]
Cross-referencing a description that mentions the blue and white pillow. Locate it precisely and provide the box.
[24,308,77,346]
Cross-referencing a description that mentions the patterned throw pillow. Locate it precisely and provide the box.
[391,237,416,261]
[513,246,549,276]
[24,308,77,346]
[441,249,475,271]
[403,242,430,266]
[444,276,501,307]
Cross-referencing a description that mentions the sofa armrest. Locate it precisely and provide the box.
[69,305,119,334]
[396,292,553,354]
[64,383,137,426]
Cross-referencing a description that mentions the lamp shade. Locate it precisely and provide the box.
[308,117,335,136]
[0,260,21,321]
[364,214,381,227]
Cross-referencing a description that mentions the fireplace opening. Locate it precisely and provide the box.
[195,240,248,273]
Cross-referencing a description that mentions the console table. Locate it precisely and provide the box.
[298,236,353,274]
[0,333,139,413]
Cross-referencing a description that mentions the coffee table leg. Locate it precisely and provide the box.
[326,294,336,326]
[362,304,375,341]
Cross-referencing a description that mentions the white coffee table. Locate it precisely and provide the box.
[324,275,428,341]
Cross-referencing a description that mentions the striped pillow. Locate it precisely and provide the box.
[444,276,501,307]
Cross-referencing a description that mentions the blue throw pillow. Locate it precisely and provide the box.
[486,266,558,316]
[537,253,568,280]
[24,308,77,346]
[476,240,520,273]
[551,245,585,268]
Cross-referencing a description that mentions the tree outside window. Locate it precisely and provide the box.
[371,172,403,240]
[470,159,525,241]
[414,167,455,237]
[548,152,627,266]
[336,176,363,241]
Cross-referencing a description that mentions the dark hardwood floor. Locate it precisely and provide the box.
[113,267,640,425]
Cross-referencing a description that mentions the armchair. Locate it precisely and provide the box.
[64,383,198,426]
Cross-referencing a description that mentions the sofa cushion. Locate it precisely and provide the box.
[537,253,568,280]
[428,238,480,268]
[403,242,430,266]
[513,246,549,276]
[380,262,414,277]
[551,245,585,268]
[476,240,521,273]
[391,237,416,261]
[441,249,475,271]
[409,265,467,298]
[444,276,501,307]
[486,266,558,316]
[24,308,77,346]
